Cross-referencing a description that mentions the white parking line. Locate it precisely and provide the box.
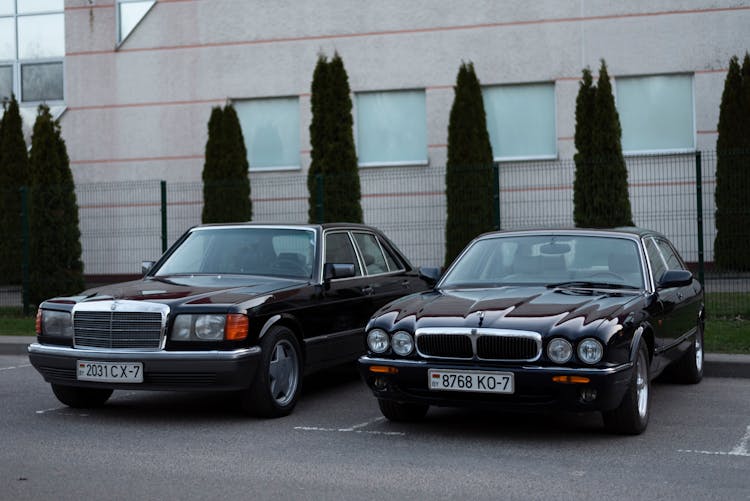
[338,416,385,432]
[0,364,32,371]
[295,416,405,436]
[35,406,89,417]
[679,425,750,458]
[730,425,750,455]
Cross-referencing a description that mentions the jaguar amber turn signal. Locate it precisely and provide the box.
[369,365,398,374]
[225,314,249,341]
[552,375,591,384]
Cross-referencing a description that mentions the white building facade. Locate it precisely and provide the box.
[2,0,749,272]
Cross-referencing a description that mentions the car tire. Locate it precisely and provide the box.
[669,321,704,384]
[241,326,302,418]
[602,340,650,435]
[51,384,113,408]
[377,399,429,422]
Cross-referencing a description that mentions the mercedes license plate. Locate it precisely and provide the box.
[428,369,513,394]
[77,361,143,383]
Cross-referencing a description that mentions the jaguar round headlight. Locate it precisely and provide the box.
[367,329,389,354]
[547,338,573,364]
[391,331,414,356]
[578,338,604,364]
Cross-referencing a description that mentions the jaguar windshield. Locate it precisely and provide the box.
[440,234,645,290]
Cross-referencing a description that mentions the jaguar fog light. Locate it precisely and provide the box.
[547,338,573,364]
[578,338,603,364]
[367,329,389,354]
[391,331,414,356]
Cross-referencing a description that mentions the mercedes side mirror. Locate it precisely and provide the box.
[323,263,356,281]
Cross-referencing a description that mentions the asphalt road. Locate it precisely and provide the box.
[2,354,749,501]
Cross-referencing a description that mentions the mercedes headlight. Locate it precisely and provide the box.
[171,314,228,341]
[40,310,73,338]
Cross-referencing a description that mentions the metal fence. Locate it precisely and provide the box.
[1,151,748,318]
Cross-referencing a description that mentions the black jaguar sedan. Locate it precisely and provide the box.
[29,223,432,417]
[358,228,704,434]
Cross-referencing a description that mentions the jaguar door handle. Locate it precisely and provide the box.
[362,286,375,296]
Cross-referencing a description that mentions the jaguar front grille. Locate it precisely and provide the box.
[415,328,541,362]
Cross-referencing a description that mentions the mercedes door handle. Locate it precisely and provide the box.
[362,286,375,296]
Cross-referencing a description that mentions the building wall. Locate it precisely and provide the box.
[58,0,749,273]
[62,0,750,183]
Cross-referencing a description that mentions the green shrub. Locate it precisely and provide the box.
[27,105,84,305]
[0,95,28,285]
[444,62,495,267]
[307,53,362,223]
[714,54,750,271]
[202,104,252,224]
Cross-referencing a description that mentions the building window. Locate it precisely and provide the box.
[0,0,64,104]
[21,62,63,101]
[117,0,155,44]
[235,97,301,171]
[0,65,11,101]
[616,74,695,153]
[483,83,557,161]
[356,90,427,167]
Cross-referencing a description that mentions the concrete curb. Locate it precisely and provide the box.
[3,336,750,378]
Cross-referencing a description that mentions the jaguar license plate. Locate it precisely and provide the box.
[428,369,514,394]
[77,361,143,383]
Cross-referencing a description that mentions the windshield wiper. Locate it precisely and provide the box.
[546,281,639,290]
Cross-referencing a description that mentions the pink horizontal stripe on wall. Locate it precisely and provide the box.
[66,98,225,112]
[71,154,203,165]
[65,6,750,57]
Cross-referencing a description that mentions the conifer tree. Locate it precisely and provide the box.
[582,60,633,228]
[444,62,495,266]
[573,68,596,227]
[202,104,252,223]
[0,95,28,285]
[307,52,362,223]
[28,105,84,305]
[714,54,750,270]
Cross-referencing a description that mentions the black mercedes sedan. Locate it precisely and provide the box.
[29,223,433,417]
[358,228,704,434]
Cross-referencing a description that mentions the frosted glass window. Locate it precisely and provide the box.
[18,13,64,59]
[483,83,556,160]
[616,75,695,152]
[0,1,14,15]
[119,1,155,43]
[0,17,14,60]
[356,90,427,166]
[18,0,62,14]
[235,97,300,170]
[0,65,11,100]
[21,62,63,101]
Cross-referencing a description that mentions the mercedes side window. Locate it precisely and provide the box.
[353,232,389,275]
[325,232,362,277]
